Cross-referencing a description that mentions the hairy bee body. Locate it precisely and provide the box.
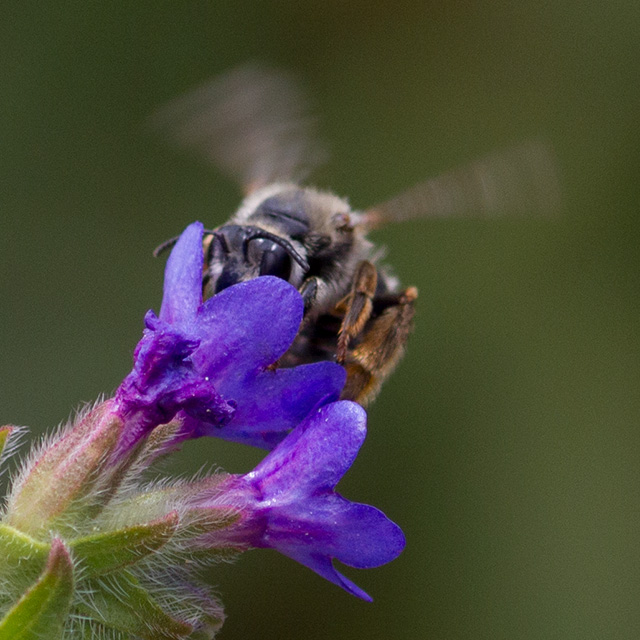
[154,64,557,406]
[200,183,415,405]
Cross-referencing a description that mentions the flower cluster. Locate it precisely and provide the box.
[0,222,404,639]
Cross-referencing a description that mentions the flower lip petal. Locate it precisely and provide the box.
[192,276,304,378]
[260,493,405,598]
[199,362,346,449]
[282,549,374,602]
[248,401,366,492]
[159,221,204,326]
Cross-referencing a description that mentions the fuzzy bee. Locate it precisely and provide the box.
[152,64,558,406]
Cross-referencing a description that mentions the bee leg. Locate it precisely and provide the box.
[299,277,320,315]
[341,286,418,406]
[268,277,321,371]
[336,261,378,364]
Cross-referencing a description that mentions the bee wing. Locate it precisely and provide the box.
[358,140,561,229]
[150,63,327,193]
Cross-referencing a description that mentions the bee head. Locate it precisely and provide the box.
[205,224,309,294]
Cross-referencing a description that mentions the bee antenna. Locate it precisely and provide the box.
[153,236,179,258]
[242,228,309,271]
[155,228,228,259]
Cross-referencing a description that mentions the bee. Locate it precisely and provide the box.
[152,64,559,406]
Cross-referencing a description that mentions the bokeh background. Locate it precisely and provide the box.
[1,2,639,639]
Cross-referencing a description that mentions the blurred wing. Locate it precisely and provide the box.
[150,63,327,193]
[359,140,561,228]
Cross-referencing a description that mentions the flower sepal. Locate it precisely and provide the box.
[69,511,179,578]
[0,523,50,571]
[76,570,197,640]
[0,404,236,639]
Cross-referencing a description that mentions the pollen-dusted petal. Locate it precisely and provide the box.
[193,276,304,377]
[159,221,204,326]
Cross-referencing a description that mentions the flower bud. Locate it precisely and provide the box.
[5,403,123,537]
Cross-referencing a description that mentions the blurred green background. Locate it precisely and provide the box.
[1,2,639,638]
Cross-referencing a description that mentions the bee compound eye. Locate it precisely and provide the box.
[255,242,292,281]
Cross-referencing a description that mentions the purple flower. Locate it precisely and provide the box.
[206,401,405,601]
[115,222,346,452]
[1,220,405,636]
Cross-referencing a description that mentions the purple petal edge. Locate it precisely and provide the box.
[159,221,203,326]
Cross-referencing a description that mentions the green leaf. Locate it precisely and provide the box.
[0,524,51,593]
[70,511,179,577]
[76,571,194,640]
[0,524,50,566]
[0,538,73,640]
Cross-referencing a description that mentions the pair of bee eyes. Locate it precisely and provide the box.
[206,229,301,291]
[212,237,292,274]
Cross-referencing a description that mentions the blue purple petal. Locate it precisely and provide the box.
[248,401,365,490]
[159,221,204,326]
[226,401,405,599]
[198,362,345,448]
[191,277,304,378]
[115,310,235,452]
